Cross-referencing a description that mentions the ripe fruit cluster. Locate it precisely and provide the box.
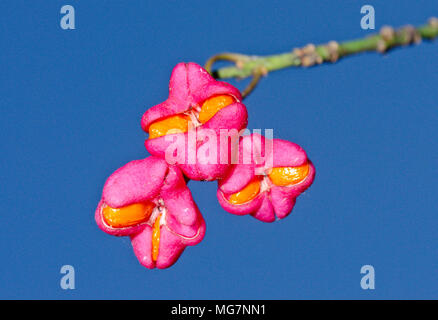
[95,63,315,269]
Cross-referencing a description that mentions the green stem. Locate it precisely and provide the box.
[209,18,438,81]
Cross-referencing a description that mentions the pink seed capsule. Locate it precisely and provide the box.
[217,133,316,222]
[141,62,248,181]
[95,156,205,269]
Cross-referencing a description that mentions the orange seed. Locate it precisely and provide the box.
[102,202,155,228]
[198,95,234,124]
[152,214,162,262]
[148,114,191,139]
[228,178,261,204]
[268,163,310,187]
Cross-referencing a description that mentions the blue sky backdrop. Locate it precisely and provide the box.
[1,0,437,299]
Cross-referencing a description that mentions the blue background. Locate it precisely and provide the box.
[1,0,437,299]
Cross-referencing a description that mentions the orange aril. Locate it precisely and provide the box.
[148,114,191,139]
[152,214,162,262]
[199,95,234,124]
[228,178,261,204]
[102,202,155,228]
[268,163,310,187]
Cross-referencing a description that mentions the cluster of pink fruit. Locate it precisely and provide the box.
[95,63,315,269]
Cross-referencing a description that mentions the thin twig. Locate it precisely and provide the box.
[205,17,438,98]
